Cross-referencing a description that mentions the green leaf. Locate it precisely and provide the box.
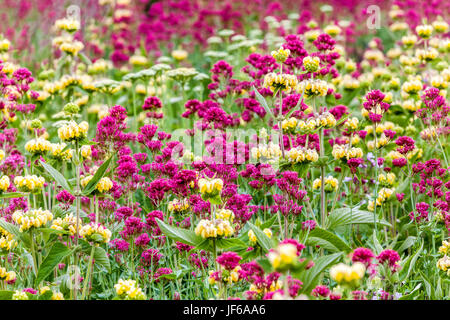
[435,277,443,299]
[66,205,88,218]
[395,236,417,253]
[399,283,422,300]
[326,208,391,230]
[0,290,14,300]
[38,228,69,236]
[79,139,97,146]
[253,86,274,119]
[216,238,247,250]
[39,160,72,192]
[285,91,305,118]
[82,156,112,195]
[156,219,207,249]
[208,195,222,205]
[325,94,336,106]
[396,177,411,196]
[247,222,274,253]
[335,114,349,127]
[93,246,111,272]
[261,215,278,229]
[371,230,383,254]
[90,234,104,243]
[78,52,92,65]
[400,239,424,282]
[421,272,432,299]
[0,219,31,249]
[301,252,343,293]
[306,237,340,252]
[0,219,21,239]
[340,89,358,105]
[0,192,25,199]
[159,273,177,280]
[35,242,74,286]
[306,227,352,253]
[256,257,272,273]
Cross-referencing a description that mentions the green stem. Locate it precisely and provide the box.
[278,90,285,158]
[320,128,326,227]
[81,245,95,300]
[94,195,99,224]
[30,229,38,276]
[132,81,137,135]
[436,135,448,168]
[73,139,81,300]
[373,124,379,234]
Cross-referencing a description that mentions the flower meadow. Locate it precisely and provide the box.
[0,0,449,302]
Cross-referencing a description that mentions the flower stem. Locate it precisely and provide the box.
[30,229,38,276]
[320,128,326,227]
[81,245,95,300]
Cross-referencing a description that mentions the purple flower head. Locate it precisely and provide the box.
[352,247,375,267]
[216,251,242,270]
[142,96,162,110]
[376,249,400,272]
[109,238,130,252]
[395,136,415,154]
[55,190,75,208]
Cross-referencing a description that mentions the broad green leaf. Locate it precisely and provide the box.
[256,257,272,273]
[306,237,340,252]
[216,238,246,250]
[306,227,351,253]
[78,52,92,65]
[66,205,88,218]
[301,252,343,293]
[435,277,442,300]
[0,192,24,199]
[399,283,422,300]
[396,177,411,195]
[421,273,432,299]
[253,86,274,119]
[82,156,112,195]
[156,219,207,249]
[79,139,97,146]
[261,215,278,229]
[326,208,391,230]
[395,236,417,253]
[400,239,424,282]
[208,195,222,205]
[0,219,21,238]
[159,273,177,280]
[39,160,72,192]
[35,242,75,286]
[90,234,104,243]
[38,228,69,236]
[0,219,30,249]
[372,230,383,254]
[247,222,274,253]
[93,246,111,272]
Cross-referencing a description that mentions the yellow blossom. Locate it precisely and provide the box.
[79,223,111,243]
[0,176,10,192]
[12,208,53,232]
[172,50,188,61]
[14,175,45,193]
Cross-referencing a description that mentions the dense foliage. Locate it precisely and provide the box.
[0,0,449,300]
